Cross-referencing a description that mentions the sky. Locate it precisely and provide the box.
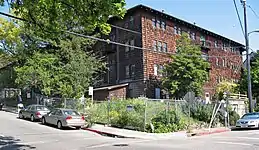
[125,0,259,54]
[1,0,259,53]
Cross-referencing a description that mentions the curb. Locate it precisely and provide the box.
[82,128,136,138]
[193,128,230,136]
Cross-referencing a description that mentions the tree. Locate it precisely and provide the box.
[215,81,238,100]
[239,53,259,98]
[162,33,210,98]
[1,0,126,38]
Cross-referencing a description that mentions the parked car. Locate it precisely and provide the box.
[236,112,259,129]
[41,108,85,129]
[19,104,50,122]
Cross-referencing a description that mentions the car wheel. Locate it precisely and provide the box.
[75,127,81,130]
[19,112,23,119]
[42,117,46,125]
[30,115,35,122]
[57,121,62,129]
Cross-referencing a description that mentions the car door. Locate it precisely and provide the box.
[46,110,57,125]
[24,105,31,118]
[53,110,63,125]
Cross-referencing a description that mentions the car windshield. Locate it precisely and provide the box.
[242,113,259,119]
[63,110,80,116]
[36,106,49,111]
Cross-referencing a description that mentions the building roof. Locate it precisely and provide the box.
[94,83,129,91]
[110,4,245,50]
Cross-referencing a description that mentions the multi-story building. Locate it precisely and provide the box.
[93,4,245,100]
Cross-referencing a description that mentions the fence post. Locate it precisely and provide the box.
[107,98,111,126]
[64,98,66,108]
[143,100,147,132]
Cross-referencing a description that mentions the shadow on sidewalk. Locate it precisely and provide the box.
[0,135,36,150]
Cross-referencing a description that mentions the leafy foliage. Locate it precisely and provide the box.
[163,33,210,98]
[1,0,126,39]
[215,81,238,100]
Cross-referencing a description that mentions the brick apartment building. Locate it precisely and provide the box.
[93,4,245,100]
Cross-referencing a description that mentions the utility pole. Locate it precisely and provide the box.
[241,0,253,112]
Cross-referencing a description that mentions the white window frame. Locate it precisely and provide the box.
[153,40,157,51]
[154,64,158,76]
[157,41,162,52]
[162,43,167,52]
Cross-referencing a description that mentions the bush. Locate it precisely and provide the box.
[229,110,240,126]
[88,99,145,130]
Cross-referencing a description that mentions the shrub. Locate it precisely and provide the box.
[229,110,240,126]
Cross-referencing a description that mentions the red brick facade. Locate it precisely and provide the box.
[95,5,244,100]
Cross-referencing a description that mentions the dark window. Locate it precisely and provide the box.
[163,43,167,52]
[174,26,178,34]
[131,64,135,77]
[125,65,130,77]
[152,18,156,28]
[161,21,166,30]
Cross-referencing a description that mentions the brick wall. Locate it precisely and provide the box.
[140,11,243,98]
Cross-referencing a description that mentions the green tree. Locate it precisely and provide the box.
[239,53,259,98]
[215,81,238,100]
[1,0,126,38]
[163,33,210,98]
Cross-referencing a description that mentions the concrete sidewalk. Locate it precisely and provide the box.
[83,124,230,139]
[2,106,18,114]
[84,124,188,140]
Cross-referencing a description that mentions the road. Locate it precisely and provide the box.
[1,111,259,150]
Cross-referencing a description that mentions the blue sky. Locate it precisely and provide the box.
[125,0,259,53]
[1,0,259,53]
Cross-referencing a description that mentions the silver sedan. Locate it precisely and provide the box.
[41,108,85,129]
[19,105,50,122]
[236,112,259,129]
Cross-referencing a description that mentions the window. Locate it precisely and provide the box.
[157,41,162,52]
[200,35,206,46]
[177,27,182,35]
[131,64,135,77]
[214,40,218,48]
[152,18,156,28]
[223,43,226,51]
[130,39,135,50]
[191,32,196,40]
[216,58,219,66]
[222,58,226,67]
[158,65,164,76]
[125,41,129,53]
[187,30,191,38]
[161,21,166,30]
[125,65,130,77]
[202,53,209,61]
[153,40,157,51]
[130,16,134,24]
[154,64,158,76]
[156,20,161,28]
[162,43,167,52]
[174,26,178,35]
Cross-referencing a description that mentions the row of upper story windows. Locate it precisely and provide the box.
[151,18,241,54]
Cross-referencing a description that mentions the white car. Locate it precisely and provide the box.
[236,112,259,129]
[41,108,85,129]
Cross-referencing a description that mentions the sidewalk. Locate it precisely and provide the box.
[83,124,188,140]
[2,106,18,114]
[83,124,230,140]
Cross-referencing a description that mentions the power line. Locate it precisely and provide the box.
[0,11,244,59]
[233,0,245,38]
[247,5,259,21]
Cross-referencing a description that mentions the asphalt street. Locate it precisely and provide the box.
[1,111,259,150]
